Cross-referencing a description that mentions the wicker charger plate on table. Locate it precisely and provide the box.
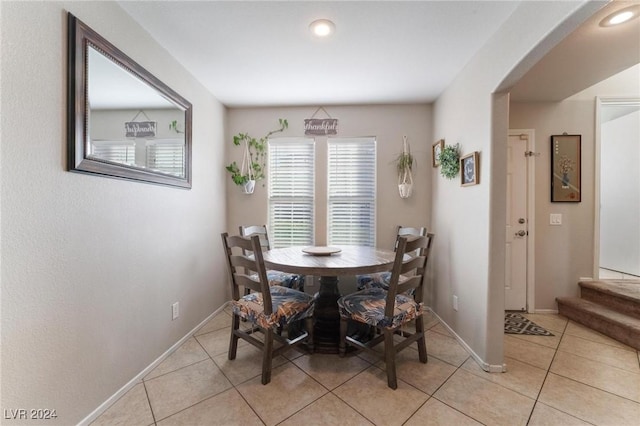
[302,246,342,256]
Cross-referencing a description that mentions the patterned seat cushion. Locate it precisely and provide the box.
[249,271,305,291]
[356,272,413,295]
[232,285,314,329]
[356,272,392,290]
[338,288,423,329]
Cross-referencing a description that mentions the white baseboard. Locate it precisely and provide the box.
[534,309,559,314]
[78,302,230,426]
[428,309,506,373]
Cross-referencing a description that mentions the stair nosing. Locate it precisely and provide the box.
[578,280,640,304]
[556,297,640,330]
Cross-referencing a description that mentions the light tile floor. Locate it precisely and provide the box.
[92,310,640,425]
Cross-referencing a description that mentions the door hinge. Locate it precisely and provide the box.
[524,151,539,157]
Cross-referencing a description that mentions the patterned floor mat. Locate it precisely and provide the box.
[504,312,554,336]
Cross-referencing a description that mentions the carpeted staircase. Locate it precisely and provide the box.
[556,279,640,350]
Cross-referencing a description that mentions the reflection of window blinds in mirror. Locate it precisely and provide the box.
[146,139,184,176]
[91,140,136,165]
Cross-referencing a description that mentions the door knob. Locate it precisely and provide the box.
[515,230,526,237]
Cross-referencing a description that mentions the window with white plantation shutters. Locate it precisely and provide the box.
[328,137,376,246]
[145,139,185,177]
[268,138,315,248]
[90,140,136,165]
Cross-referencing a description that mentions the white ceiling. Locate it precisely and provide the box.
[117,0,520,107]
[117,0,640,107]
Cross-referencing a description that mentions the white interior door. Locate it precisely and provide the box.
[505,132,529,311]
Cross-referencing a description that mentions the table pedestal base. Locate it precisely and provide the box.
[313,276,341,353]
[312,275,371,354]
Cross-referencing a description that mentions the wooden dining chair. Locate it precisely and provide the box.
[222,232,314,385]
[338,233,434,389]
[239,225,305,292]
[356,226,427,291]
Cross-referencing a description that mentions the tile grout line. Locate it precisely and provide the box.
[140,380,157,426]
[194,325,268,425]
[403,357,484,426]
[524,319,568,425]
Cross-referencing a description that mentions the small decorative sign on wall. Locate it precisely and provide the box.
[304,106,338,135]
[125,121,157,138]
[304,118,338,135]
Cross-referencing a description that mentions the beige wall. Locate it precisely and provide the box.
[1,2,227,424]
[510,101,596,309]
[226,105,432,252]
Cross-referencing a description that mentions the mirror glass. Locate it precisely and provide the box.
[68,13,192,188]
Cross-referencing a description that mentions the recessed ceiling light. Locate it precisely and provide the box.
[310,19,335,37]
[600,6,639,27]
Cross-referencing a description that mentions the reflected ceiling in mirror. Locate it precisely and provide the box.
[68,13,192,188]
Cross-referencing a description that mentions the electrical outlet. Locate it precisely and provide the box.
[453,295,459,311]
[172,302,179,320]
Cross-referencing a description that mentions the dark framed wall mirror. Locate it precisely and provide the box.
[67,12,192,188]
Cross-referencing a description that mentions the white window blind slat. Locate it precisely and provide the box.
[328,137,376,246]
[90,140,136,165]
[268,138,315,248]
[145,139,185,177]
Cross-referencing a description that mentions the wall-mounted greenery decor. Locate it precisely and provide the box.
[439,143,460,179]
[226,118,288,193]
[396,135,414,198]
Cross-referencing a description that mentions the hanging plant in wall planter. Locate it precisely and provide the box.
[169,120,184,134]
[396,136,414,198]
[439,143,461,179]
[225,119,288,194]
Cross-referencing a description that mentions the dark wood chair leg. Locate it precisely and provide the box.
[261,327,274,385]
[228,314,240,360]
[384,328,398,389]
[339,317,348,357]
[415,316,428,363]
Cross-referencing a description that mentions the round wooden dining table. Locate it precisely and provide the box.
[262,245,397,353]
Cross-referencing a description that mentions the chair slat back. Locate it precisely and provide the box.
[394,226,427,253]
[239,225,271,251]
[385,233,435,317]
[221,233,273,314]
[238,225,271,276]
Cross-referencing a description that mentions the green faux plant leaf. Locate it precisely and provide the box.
[225,119,289,187]
[439,143,460,179]
[396,152,414,175]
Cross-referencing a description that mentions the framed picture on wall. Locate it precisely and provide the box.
[551,134,581,202]
[460,151,479,186]
[432,139,445,167]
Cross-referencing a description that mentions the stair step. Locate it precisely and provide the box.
[578,279,640,319]
[556,296,640,350]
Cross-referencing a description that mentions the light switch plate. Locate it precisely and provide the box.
[550,213,562,225]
